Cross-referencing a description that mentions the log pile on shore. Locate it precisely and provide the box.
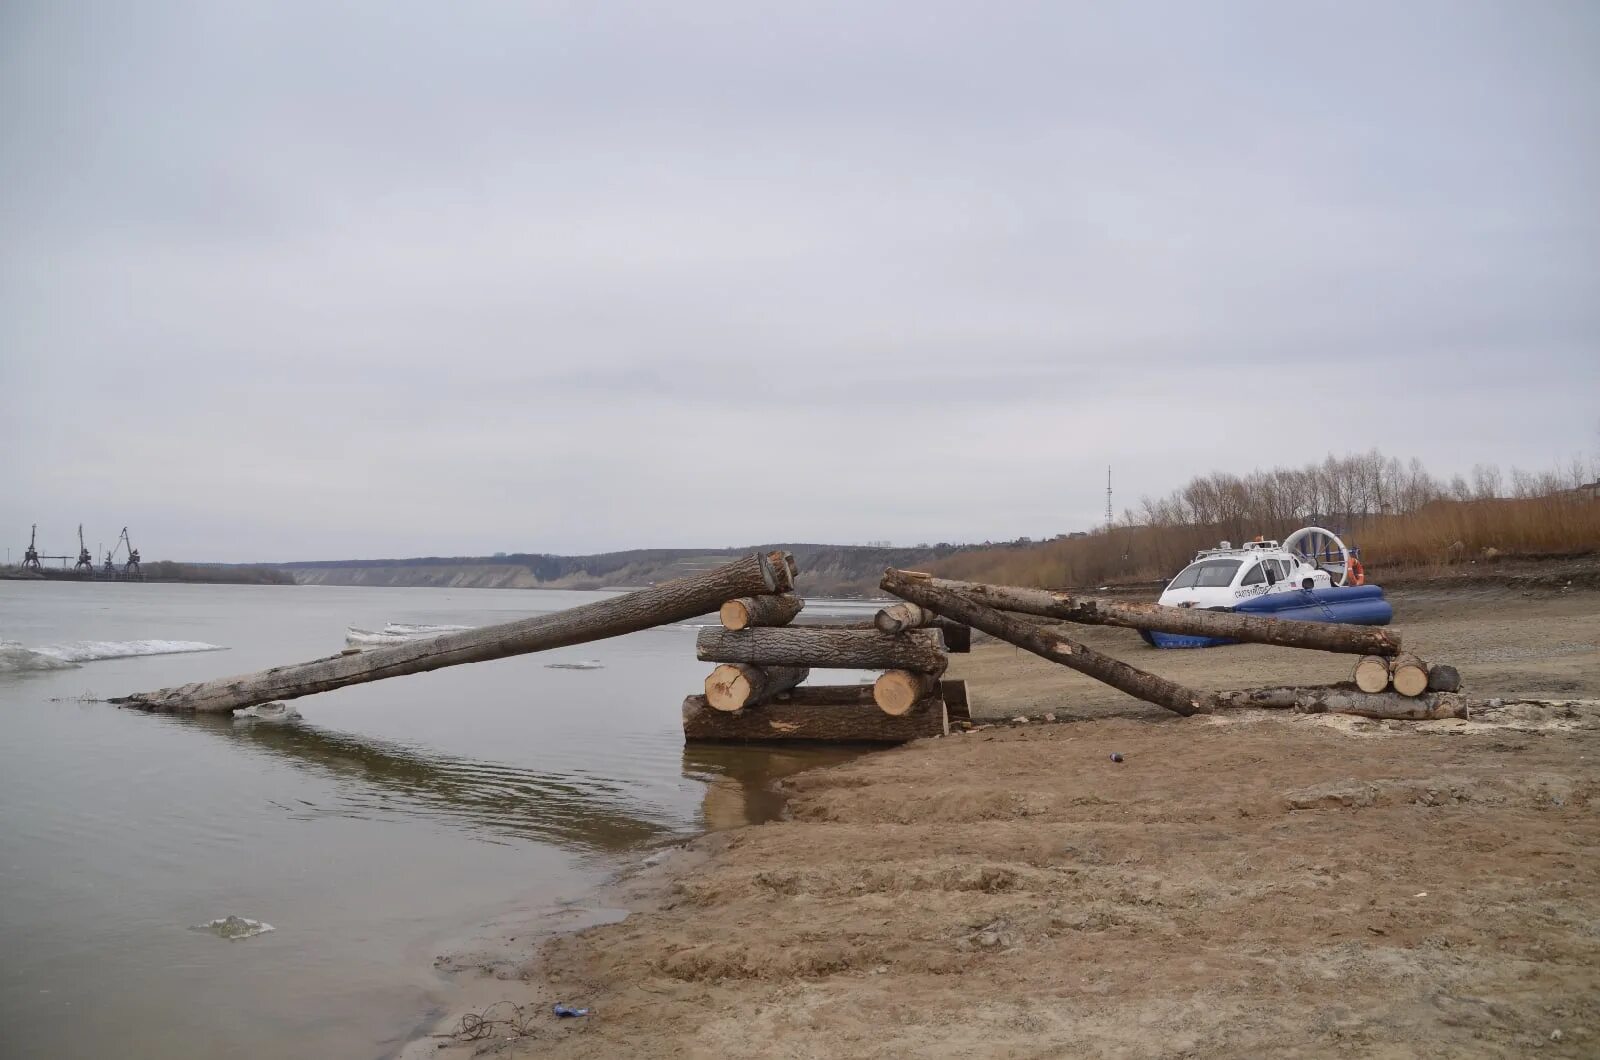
[877,569,1469,721]
[684,591,972,743]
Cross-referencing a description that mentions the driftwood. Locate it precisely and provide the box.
[114,551,796,713]
[719,594,805,631]
[873,671,941,716]
[682,694,948,743]
[1353,655,1392,694]
[881,569,1213,717]
[704,664,809,711]
[1389,653,1430,697]
[695,627,947,674]
[1427,663,1462,693]
[919,577,1403,656]
[1213,686,1467,720]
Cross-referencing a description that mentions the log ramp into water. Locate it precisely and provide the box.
[881,569,1214,717]
[113,551,796,714]
[682,693,949,743]
[916,577,1403,656]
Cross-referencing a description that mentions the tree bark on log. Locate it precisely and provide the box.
[682,695,948,743]
[1212,686,1467,719]
[919,577,1403,656]
[704,664,809,711]
[719,594,805,631]
[1353,656,1392,694]
[1389,653,1430,697]
[880,569,1214,717]
[873,671,941,716]
[940,678,972,722]
[770,684,878,707]
[1427,663,1462,693]
[113,551,796,713]
[695,627,947,674]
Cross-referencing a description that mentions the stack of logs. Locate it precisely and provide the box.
[682,596,974,744]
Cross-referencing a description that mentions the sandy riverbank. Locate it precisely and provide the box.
[403,584,1600,1058]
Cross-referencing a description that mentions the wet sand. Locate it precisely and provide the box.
[404,584,1600,1058]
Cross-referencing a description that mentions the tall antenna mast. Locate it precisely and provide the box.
[1105,465,1113,528]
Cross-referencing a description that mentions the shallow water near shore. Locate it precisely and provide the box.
[0,580,875,1059]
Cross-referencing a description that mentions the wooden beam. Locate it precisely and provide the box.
[695,627,947,674]
[682,694,948,743]
[919,577,1403,657]
[880,569,1214,716]
[112,551,796,713]
[940,678,972,723]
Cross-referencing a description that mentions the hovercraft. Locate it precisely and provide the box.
[1141,526,1391,649]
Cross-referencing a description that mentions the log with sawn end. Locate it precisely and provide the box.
[873,604,971,653]
[1353,655,1392,694]
[719,593,805,631]
[917,577,1403,656]
[696,627,947,674]
[682,694,948,744]
[872,671,941,716]
[1389,653,1430,697]
[704,664,809,711]
[113,551,797,714]
[880,569,1213,717]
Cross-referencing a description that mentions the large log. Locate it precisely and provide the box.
[682,695,948,743]
[1427,663,1462,693]
[881,569,1214,717]
[695,627,947,674]
[704,664,809,711]
[1353,655,1392,694]
[719,594,805,631]
[1213,686,1467,720]
[113,551,796,713]
[918,577,1403,656]
[873,671,941,716]
[1389,653,1430,698]
[872,605,971,653]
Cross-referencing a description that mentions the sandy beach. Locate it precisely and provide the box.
[405,583,1600,1058]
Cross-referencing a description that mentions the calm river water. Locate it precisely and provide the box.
[0,580,876,1059]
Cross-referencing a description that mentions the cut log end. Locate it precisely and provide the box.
[873,671,938,716]
[1390,652,1430,698]
[1353,655,1392,694]
[719,593,804,631]
[1426,664,1462,693]
[704,664,808,711]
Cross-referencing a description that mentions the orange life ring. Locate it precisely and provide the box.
[1347,558,1365,586]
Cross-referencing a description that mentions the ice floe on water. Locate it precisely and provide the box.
[545,659,604,670]
[191,915,275,940]
[344,622,474,649]
[233,702,301,723]
[0,638,226,673]
[0,641,80,673]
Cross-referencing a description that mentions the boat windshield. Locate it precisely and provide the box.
[1167,559,1243,590]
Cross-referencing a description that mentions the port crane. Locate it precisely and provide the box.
[103,527,143,579]
[22,525,42,571]
[74,524,95,573]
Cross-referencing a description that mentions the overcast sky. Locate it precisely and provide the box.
[2,2,1596,562]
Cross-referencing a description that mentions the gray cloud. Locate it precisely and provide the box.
[3,1,1596,560]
